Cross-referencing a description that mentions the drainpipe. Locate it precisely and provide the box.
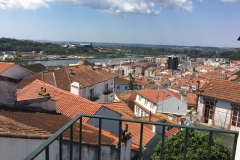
[195,81,200,111]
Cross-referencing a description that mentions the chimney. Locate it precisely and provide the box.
[68,69,73,74]
[149,111,152,121]
[70,82,82,97]
[196,81,200,93]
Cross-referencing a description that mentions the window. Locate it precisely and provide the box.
[141,110,144,117]
[145,99,148,105]
[150,103,153,109]
[105,83,108,91]
[90,88,94,99]
[136,106,139,114]
[138,95,141,100]
[117,86,120,89]
[125,86,128,90]
[232,107,240,127]
[203,100,214,123]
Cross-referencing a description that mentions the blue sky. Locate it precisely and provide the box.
[0,0,240,47]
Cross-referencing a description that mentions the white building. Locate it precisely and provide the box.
[133,89,187,117]
[197,79,240,160]
[18,65,117,102]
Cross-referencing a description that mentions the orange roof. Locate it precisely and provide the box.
[0,107,119,146]
[0,62,14,73]
[17,80,102,122]
[136,89,180,104]
[199,79,240,103]
[187,93,197,105]
[198,65,216,71]
[98,102,155,148]
[99,101,136,118]
[229,75,238,81]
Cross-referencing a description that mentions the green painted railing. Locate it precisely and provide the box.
[24,114,239,160]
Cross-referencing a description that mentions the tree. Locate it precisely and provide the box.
[152,129,232,160]
[128,72,135,90]
[6,53,28,67]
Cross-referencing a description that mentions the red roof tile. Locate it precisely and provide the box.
[199,79,240,103]
[0,62,14,73]
[165,127,178,137]
[17,80,102,122]
[187,93,197,105]
[17,65,117,90]
[0,108,118,146]
[136,90,177,104]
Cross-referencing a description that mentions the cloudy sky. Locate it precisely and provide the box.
[0,0,240,47]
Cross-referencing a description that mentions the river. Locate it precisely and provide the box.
[34,57,145,66]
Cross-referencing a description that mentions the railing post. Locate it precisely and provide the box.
[207,131,213,160]
[160,125,166,160]
[118,121,122,160]
[70,125,73,160]
[139,123,144,160]
[79,117,82,160]
[59,134,62,160]
[45,146,49,160]
[98,118,102,160]
[183,129,189,159]
[232,133,239,160]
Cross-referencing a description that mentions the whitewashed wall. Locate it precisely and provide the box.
[87,107,121,135]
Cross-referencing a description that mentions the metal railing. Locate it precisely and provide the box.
[103,88,113,95]
[24,114,239,160]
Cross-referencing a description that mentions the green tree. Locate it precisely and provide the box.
[152,129,232,160]
[6,53,28,67]
[128,72,135,90]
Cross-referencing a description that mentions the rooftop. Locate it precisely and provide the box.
[17,80,102,122]
[199,79,240,103]
[0,62,14,73]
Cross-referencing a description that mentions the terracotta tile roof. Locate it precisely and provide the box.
[17,65,117,90]
[68,65,117,88]
[99,101,136,118]
[165,127,178,137]
[27,63,47,73]
[199,79,240,103]
[114,77,129,85]
[97,102,155,148]
[187,93,197,105]
[198,65,216,71]
[229,75,238,81]
[0,62,14,73]
[118,90,137,101]
[0,108,118,146]
[136,89,179,104]
[17,80,102,122]
[116,110,155,148]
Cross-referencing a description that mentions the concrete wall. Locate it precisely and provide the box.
[83,78,114,102]
[0,65,34,80]
[16,98,56,112]
[87,107,121,135]
[0,80,16,106]
[197,96,240,131]
[157,97,187,115]
[115,84,128,93]
[0,137,133,160]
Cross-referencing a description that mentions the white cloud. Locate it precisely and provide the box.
[221,0,238,2]
[0,0,50,10]
[0,0,194,15]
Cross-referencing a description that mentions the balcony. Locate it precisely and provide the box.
[103,88,113,95]
[88,94,100,101]
[24,115,239,160]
